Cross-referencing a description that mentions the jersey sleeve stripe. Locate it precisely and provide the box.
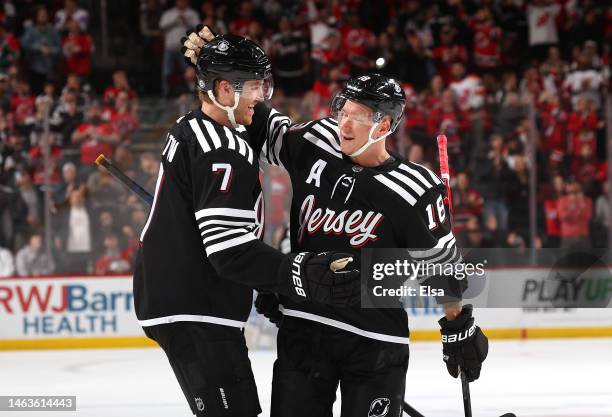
[312,123,341,151]
[434,231,456,248]
[304,131,343,159]
[411,161,443,185]
[320,117,338,130]
[265,111,290,166]
[202,120,222,149]
[200,224,249,237]
[388,170,426,196]
[189,119,211,153]
[374,174,417,205]
[202,227,251,244]
[195,208,256,220]
[205,233,257,256]
[198,219,253,229]
[397,163,433,189]
[223,126,236,150]
[265,111,284,160]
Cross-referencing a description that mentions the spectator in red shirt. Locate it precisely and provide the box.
[427,89,470,169]
[103,69,137,107]
[71,103,120,173]
[557,180,592,249]
[339,11,376,73]
[432,25,468,84]
[543,175,564,247]
[62,18,93,77]
[567,96,600,159]
[470,8,502,72]
[452,172,484,232]
[539,94,567,154]
[10,78,36,131]
[109,91,139,143]
[571,143,604,192]
[0,22,20,72]
[95,232,131,274]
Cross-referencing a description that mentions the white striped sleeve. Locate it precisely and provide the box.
[195,207,258,256]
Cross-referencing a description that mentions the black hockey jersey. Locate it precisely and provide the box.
[247,105,463,344]
[134,109,291,329]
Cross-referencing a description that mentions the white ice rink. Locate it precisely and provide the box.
[1,338,611,417]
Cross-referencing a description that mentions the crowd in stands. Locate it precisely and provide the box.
[0,0,610,277]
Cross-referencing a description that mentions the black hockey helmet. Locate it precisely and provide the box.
[196,34,273,99]
[331,74,405,132]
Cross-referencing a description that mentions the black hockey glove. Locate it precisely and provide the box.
[438,304,488,382]
[280,252,360,307]
[254,293,282,327]
[181,25,216,65]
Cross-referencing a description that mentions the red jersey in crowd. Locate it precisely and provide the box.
[432,44,468,83]
[62,32,93,75]
[111,109,139,141]
[10,94,35,125]
[544,199,561,237]
[403,83,426,130]
[539,102,567,153]
[567,110,598,157]
[75,123,117,164]
[571,157,606,185]
[102,86,137,105]
[340,25,375,58]
[470,22,501,69]
[557,195,592,238]
[427,108,470,154]
[0,32,20,68]
[28,144,62,185]
[452,188,484,233]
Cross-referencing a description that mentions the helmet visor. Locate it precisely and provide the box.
[237,75,274,101]
[330,93,377,126]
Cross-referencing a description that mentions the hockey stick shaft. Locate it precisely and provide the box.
[95,154,154,205]
[403,401,426,417]
[436,134,453,220]
[460,370,473,417]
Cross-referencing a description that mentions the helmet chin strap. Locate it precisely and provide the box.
[207,90,241,128]
[348,122,393,158]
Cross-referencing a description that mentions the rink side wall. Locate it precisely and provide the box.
[1,274,611,350]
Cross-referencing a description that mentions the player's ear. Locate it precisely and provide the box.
[216,80,234,104]
[376,116,392,137]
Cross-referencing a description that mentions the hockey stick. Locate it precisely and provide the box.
[436,138,517,417]
[403,401,426,417]
[95,154,153,205]
[437,135,474,417]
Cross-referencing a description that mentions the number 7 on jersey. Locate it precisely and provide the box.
[212,163,233,192]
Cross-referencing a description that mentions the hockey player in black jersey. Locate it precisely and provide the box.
[245,74,488,417]
[134,34,361,417]
[183,29,487,416]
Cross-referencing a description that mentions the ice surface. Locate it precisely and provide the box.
[0,338,610,416]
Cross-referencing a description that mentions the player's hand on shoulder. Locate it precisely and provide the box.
[181,25,216,65]
[254,292,283,327]
[282,252,361,308]
[438,304,488,382]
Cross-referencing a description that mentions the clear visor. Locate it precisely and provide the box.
[236,76,274,101]
[330,94,376,126]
